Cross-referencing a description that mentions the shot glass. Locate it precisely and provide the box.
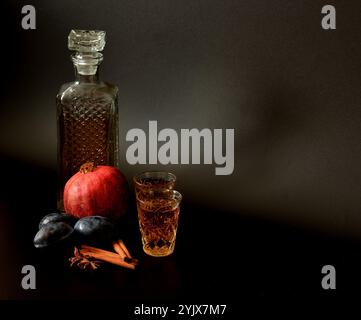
[133,171,176,197]
[136,188,182,257]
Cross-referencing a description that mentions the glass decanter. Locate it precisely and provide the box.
[57,30,119,209]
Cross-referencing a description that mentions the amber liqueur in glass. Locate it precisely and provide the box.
[56,30,119,209]
[137,190,181,257]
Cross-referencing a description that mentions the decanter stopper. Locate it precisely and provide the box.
[68,30,106,52]
[68,30,106,75]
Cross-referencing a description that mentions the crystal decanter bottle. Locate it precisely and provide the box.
[57,30,119,209]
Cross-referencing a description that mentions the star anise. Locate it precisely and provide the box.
[69,247,102,271]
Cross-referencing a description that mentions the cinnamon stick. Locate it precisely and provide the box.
[117,240,132,258]
[112,241,139,265]
[82,251,135,270]
[81,245,119,257]
[112,241,127,259]
[80,246,136,270]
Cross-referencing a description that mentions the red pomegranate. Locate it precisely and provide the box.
[64,162,128,220]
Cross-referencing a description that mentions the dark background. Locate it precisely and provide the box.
[0,0,360,304]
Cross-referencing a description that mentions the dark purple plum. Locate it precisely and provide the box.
[39,212,77,229]
[34,222,74,248]
[74,216,117,243]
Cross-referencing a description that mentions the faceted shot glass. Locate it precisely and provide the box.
[133,171,176,198]
[134,172,181,257]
